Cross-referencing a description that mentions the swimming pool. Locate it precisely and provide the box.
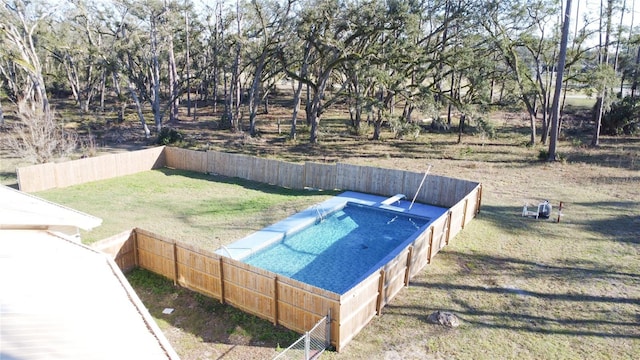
[243,203,430,294]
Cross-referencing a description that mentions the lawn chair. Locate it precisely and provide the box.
[522,200,552,219]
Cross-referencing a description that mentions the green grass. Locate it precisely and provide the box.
[37,168,337,245]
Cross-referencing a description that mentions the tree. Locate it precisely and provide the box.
[0,0,77,163]
[592,0,614,147]
[0,0,53,118]
[50,0,106,113]
[480,0,560,145]
[246,0,295,136]
[280,0,411,143]
[548,0,572,161]
[108,0,189,136]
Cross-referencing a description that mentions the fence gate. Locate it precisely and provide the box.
[273,312,331,360]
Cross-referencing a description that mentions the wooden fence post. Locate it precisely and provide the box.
[133,229,140,269]
[404,247,413,287]
[427,226,434,264]
[445,211,453,245]
[273,276,279,326]
[173,241,179,286]
[376,270,386,316]
[461,198,469,229]
[219,257,225,304]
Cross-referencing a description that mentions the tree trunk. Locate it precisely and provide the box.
[560,0,582,126]
[249,51,267,136]
[632,45,640,97]
[308,69,332,143]
[128,81,151,138]
[263,90,269,114]
[523,99,537,145]
[457,114,466,144]
[373,109,383,140]
[231,0,242,132]
[290,79,304,140]
[82,61,94,113]
[622,0,635,96]
[291,40,313,140]
[613,0,626,79]
[305,83,312,126]
[168,33,180,123]
[592,0,613,146]
[150,16,162,132]
[99,69,106,112]
[185,8,191,117]
[548,0,572,161]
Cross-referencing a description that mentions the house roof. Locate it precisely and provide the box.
[0,185,102,231]
[0,185,178,359]
[0,229,179,360]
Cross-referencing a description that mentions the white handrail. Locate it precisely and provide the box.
[409,164,432,210]
[220,245,235,259]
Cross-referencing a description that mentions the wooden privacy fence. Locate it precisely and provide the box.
[18,146,479,210]
[94,181,481,352]
[17,147,167,192]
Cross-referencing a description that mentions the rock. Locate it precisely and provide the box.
[427,311,461,328]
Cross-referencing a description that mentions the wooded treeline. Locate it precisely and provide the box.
[0,0,638,161]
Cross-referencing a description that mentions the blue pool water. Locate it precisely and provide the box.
[243,203,429,294]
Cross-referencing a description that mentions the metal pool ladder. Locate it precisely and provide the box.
[220,245,236,260]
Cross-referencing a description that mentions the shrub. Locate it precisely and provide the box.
[156,127,183,145]
[601,96,640,135]
[6,99,77,163]
[429,116,450,132]
[475,116,496,139]
[390,117,421,139]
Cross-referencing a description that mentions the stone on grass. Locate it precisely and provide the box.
[427,311,461,328]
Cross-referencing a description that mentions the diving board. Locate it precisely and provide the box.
[380,194,406,206]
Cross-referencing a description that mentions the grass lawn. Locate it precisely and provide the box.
[37,168,337,246]
[27,108,640,359]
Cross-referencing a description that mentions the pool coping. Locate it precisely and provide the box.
[215,191,448,262]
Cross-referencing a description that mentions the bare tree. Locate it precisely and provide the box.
[6,99,77,163]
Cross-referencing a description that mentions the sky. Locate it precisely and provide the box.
[578,0,640,32]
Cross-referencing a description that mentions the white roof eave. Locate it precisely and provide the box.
[0,185,102,231]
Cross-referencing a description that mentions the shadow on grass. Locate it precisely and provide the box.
[156,167,341,197]
[569,200,639,244]
[126,269,300,350]
[476,200,640,246]
[395,250,640,339]
[475,204,562,237]
[443,250,639,281]
[0,171,18,188]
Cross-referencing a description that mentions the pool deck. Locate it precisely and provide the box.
[215,191,448,260]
